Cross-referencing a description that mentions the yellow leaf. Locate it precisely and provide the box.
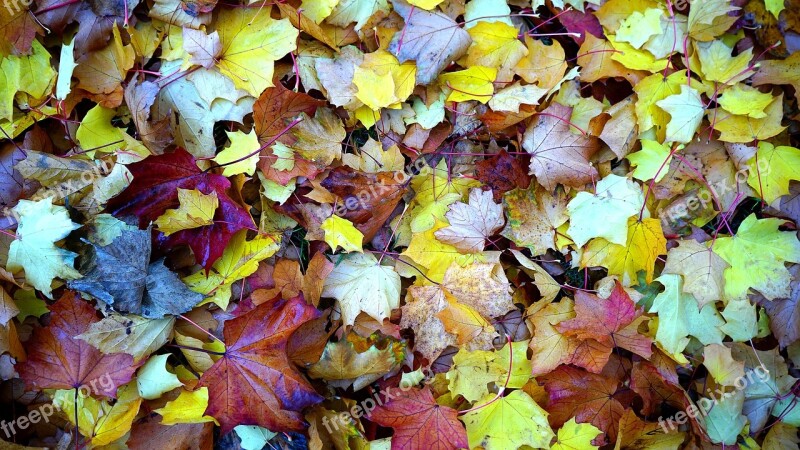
[320,215,364,253]
[633,71,699,142]
[353,68,395,110]
[765,0,785,18]
[695,40,753,85]
[183,230,280,309]
[76,104,126,156]
[300,0,340,23]
[711,94,787,143]
[465,22,528,78]
[581,217,666,284]
[717,84,774,119]
[406,0,444,9]
[411,159,480,206]
[400,220,484,282]
[608,35,670,72]
[747,142,800,203]
[514,37,567,91]
[7,199,81,298]
[91,383,143,446]
[321,252,401,326]
[439,66,497,103]
[687,0,739,41]
[446,345,505,402]
[215,7,299,96]
[615,8,664,49]
[136,354,183,400]
[154,387,219,425]
[53,388,108,437]
[0,39,56,122]
[213,129,261,176]
[155,189,219,236]
[552,418,602,450]
[461,390,555,450]
[353,50,416,111]
[627,140,673,182]
[655,85,705,144]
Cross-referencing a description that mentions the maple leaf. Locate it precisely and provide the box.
[714,214,800,301]
[556,281,652,362]
[320,166,407,240]
[540,365,628,445]
[474,149,532,199]
[566,174,644,248]
[0,2,42,56]
[581,217,667,284]
[551,418,602,450]
[321,252,401,327]
[648,273,725,359]
[17,291,137,397]
[630,361,688,417]
[388,0,472,85]
[76,312,174,362]
[461,390,555,450]
[308,333,405,390]
[106,149,254,270]
[370,387,467,450]
[434,188,504,253]
[68,225,203,318]
[198,295,323,433]
[212,7,298,97]
[7,198,81,298]
[662,239,728,309]
[747,142,800,204]
[523,103,600,190]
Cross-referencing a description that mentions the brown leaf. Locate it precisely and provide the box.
[320,166,406,240]
[475,149,531,201]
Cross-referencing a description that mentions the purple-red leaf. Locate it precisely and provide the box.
[106,149,254,270]
[370,387,468,450]
[17,292,137,398]
[198,295,323,434]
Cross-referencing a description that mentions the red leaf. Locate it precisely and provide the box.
[557,9,603,45]
[106,149,254,270]
[0,4,42,56]
[556,281,652,361]
[474,149,531,201]
[630,361,688,416]
[17,292,137,398]
[370,387,467,450]
[539,365,627,445]
[198,295,323,434]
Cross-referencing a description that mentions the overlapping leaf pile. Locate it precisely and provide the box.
[2,0,800,447]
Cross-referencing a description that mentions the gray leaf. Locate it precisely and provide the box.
[69,226,150,312]
[70,225,202,318]
[141,258,203,319]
